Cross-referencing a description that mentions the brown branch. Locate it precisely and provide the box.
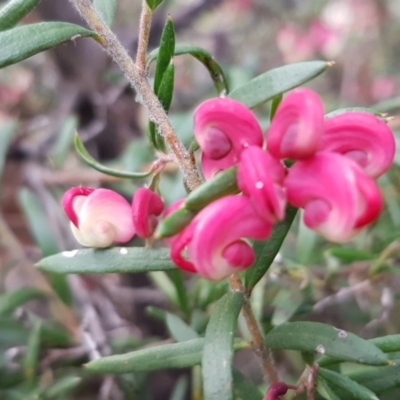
[136,0,153,71]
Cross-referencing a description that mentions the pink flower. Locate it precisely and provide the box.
[237,146,286,222]
[320,112,395,178]
[62,187,135,248]
[194,98,263,179]
[263,382,296,400]
[266,88,324,160]
[285,153,382,242]
[132,188,164,238]
[170,196,272,280]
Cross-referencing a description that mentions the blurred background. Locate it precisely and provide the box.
[1,0,400,398]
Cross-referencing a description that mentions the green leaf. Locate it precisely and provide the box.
[265,321,388,366]
[0,0,40,31]
[167,269,190,318]
[245,206,297,291]
[74,133,153,179]
[43,376,81,399]
[325,107,384,118]
[202,291,244,400]
[326,247,375,264]
[370,335,400,353]
[93,0,116,27]
[154,17,175,94]
[0,22,98,69]
[145,0,163,12]
[347,360,400,394]
[155,207,196,238]
[0,119,16,187]
[232,368,263,400]
[185,167,239,212]
[50,116,78,168]
[86,338,205,373]
[229,61,331,108]
[166,313,199,342]
[148,44,229,95]
[23,321,41,383]
[169,376,188,400]
[37,247,177,274]
[317,376,342,400]
[269,94,283,120]
[0,288,45,316]
[318,368,379,400]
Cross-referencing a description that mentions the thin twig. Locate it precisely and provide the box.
[228,273,279,384]
[69,0,201,189]
[136,0,153,71]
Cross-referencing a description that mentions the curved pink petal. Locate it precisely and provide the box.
[187,195,272,280]
[62,187,95,227]
[68,189,135,248]
[194,98,263,179]
[320,112,395,178]
[237,146,287,222]
[132,188,164,238]
[285,153,382,242]
[267,88,324,160]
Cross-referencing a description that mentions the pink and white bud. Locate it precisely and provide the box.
[171,196,272,280]
[62,187,135,248]
[194,98,263,179]
[285,153,382,242]
[320,111,395,178]
[237,146,287,222]
[266,88,324,160]
[132,188,164,238]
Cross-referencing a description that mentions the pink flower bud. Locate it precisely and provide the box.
[237,146,287,222]
[170,196,272,280]
[194,98,263,179]
[320,112,395,178]
[132,188,164,238]
[285,153,382,242]
[264,382,294,400]
[62,187,136,248]
[266,88,324,160]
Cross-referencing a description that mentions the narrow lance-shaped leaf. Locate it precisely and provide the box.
[74,133,153,179]
[325,107,384,119]
[202,291,244,400]
[265,321,388,366]
[23,321,41,384]
[245,206,297,291]
[229,61,331,108]
[0,0,40,31]
[93,0,116,27]
[0,22,99,69]
[37,247,177,274]
[145,0,163,12]
[148,44,229,95]
[0,288,45,317]
[318,368,379,400]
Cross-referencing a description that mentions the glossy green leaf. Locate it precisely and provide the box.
[37,247,176,274]
[166,313,199,342]
[232,368,263,400]
[0,22,98,69]
[74,133,153,179]
[154,17,175,94]
[50,116,78,168]
[145,0,163,11]
[152,61,175,152]
[229,61,330,108]
[155,207,196,238]
[347,360,400,394]
[184,167,239,212]
[0,0,40,31]
[86,338,205,373]
[318,368,379,400]
[0,119,16,187]
[326,247,375,264]
[245,206,297,291]
[265,322,388,366]
[148,44,229,95]
[325,107,383,119]
[0,288,45,316]
[202,291,244,400]
[23,321,41,383]
[93,0,116,27]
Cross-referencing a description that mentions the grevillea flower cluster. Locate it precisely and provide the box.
[62,88,395,282]
[166,88,395,280]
